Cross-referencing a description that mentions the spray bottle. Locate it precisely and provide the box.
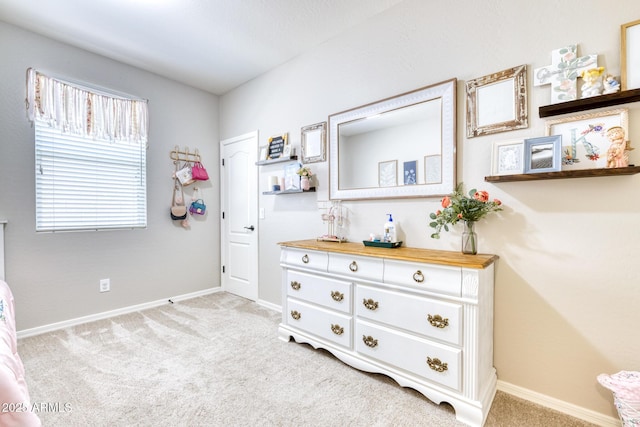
[383,214,397,243]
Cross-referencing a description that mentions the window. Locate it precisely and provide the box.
[35,123,147,231]
[27,69,148,232]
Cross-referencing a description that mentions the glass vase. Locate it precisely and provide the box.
[462,221,478,255]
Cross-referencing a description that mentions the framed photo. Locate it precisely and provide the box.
[621,19,640,90]
[301,122,326,163]
[378,160,397,187]
[466,64,528,138]
[545,109,629,170]
[267,133,288,159]
[491,140,524,176]
[524,136,562,173]
[424,155,442,184]
[258,146,268,161]
[282,145,292,157]
[403,160,417,185]
[283,162,301,190]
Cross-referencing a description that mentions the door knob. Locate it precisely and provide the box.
[244,225,255,231]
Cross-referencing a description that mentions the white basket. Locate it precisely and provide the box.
[614,395,640,427]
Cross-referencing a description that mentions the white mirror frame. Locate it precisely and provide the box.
[329,78,457,200]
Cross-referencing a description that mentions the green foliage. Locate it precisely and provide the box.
[429,183,503,239]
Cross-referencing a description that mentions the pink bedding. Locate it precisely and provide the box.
[0,280,41,427]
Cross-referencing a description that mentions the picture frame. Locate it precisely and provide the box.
[424,155,442,184]
[378,160,397,187]
[621,19,640,90]
[283,162,301,191]
[466,64,528,138]
[491,139,524,176]
[282,145,292,158]
[301,122,327,163]
[258,146,268,161]
[403,160,417,185]
[267,133,288,159]
[545,109,629,170]
[524,135,562,173]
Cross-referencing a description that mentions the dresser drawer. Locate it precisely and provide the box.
[286,270,352,314]
[281,248,328,271]
[356,285,462,346]
[356,320,461,392]
[286,299,352,348]
[384,260,461,297]
[328,253,383,282]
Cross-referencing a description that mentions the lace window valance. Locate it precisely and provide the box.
[26,68,148,144]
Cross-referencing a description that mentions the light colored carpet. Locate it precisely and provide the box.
[17,292,597,426]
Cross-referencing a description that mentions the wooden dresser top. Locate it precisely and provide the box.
[278,239,498,269]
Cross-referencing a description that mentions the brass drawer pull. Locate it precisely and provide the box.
[413,270,425,283]
[290,281,301,291]
[362,335,378,348]
[362,298,379,311]
[427,357,448,372]
[427,314,449,328]
[290,310,301,320]
[331,324,344,335]
[301,254,309,264]
[349,261,358,272]
[331,291,344,302]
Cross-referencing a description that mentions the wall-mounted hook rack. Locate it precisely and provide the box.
[170,146,201,163]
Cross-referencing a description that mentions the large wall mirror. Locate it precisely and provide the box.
[329,78,456,200]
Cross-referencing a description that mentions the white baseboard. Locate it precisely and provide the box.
[497,380,619,426]
[256,299,280,312]
[17,287,222,339]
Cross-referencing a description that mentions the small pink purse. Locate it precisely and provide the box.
[192,162,209,181]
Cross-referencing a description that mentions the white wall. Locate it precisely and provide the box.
[220,0,640,420]
[0,21,221,330]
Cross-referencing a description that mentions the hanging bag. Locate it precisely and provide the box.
[191,161,209,181]
[170,179,188,220]
[189,187,206,215]
[175,161,195,186]
[189,199,207,215]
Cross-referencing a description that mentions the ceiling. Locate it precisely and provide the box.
[0,0,404,95]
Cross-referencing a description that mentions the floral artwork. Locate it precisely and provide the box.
[424,155,442,184]
[534,45,598,104]
[545,109,629,170]
[378,160,397,187]
[492,140,524,176]
[403,160,417,185]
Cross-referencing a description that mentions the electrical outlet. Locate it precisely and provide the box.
[99,279,110,293]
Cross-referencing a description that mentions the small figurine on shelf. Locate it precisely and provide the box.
[580,67,605,98]
[605,126,633,168]
[602,74,621,94]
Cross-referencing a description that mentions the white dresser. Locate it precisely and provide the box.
[278,240,498,427]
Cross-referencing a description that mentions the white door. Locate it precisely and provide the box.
[220,131,258,301]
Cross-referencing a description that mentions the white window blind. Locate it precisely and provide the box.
[35,122,147,232]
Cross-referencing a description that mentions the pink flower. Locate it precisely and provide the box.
[441,196,451,208]
[473,191,489,202]
[436,210,441,215]
[493,199,502,206]
[457,213,463,219]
